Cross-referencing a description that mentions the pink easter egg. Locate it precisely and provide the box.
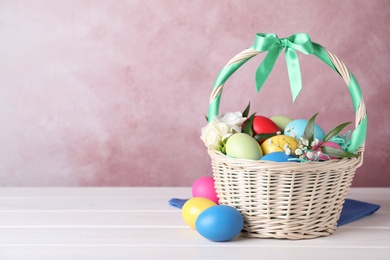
[192,176,219,204]
[314,141,343,160]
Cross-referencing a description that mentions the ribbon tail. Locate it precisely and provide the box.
[255,48,282,92]
[285,48,302,102]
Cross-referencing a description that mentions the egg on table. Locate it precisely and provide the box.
[196,205,244,242]
[182,197,217,229]
[192,176,219,204]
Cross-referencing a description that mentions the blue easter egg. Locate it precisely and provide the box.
[284,119,325,140]
[260,152,297,162]
[195,205,244,242]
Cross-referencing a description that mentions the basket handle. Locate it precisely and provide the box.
[207,33,367,153]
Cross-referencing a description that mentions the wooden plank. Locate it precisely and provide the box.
[1,226,390,248]
[0,187,388,201]
[0,197,183,211]
[0,187,191,198]
[0,187,388,260]
[0,211,185,227]
[0,188,387,212]
[0,209,387,228]
[1,245,390,260]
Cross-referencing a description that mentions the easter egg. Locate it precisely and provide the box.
[251,115,280,135]
[192,176,219,204]
[270,115,294,132]
[314,141,343,160]
[225,133,263,160]
[260,151,297,162]
[196,205,244,242]
[284,119,325,140]
[261,135,299,155]
[182,197,217,229]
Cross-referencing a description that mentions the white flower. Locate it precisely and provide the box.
[311,138,320,147]
[300,137,309,147]
[306,151,314,159]
[283,143,289,150]
[268,139,273,145]
[218,112,246,133]
[200,120,230,149]
[285,147,291,156]
[222,133,233,141]
[277,131,281,135]
[200,112,246,150]
[295,148,303,155]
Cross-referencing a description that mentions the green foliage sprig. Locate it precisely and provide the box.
[301,113,357,159]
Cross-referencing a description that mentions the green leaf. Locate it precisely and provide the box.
[242,101,251,118]
[242,113,256,136]
[205,115,208,122]
[254,133,278,143]
[323,122,351,142]
[303,113,319,143]
[321,146,358,158]
[219,144,226,154]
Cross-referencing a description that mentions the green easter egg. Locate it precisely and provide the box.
[270,115,294,132]
[226,133,263,160]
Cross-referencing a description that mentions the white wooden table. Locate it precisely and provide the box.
[0,187,389,260]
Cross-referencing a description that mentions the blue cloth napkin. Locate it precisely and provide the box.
[168,198,380,226]
[168,198,188,208]
[337,199,380,226]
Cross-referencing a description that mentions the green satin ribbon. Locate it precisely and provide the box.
[254,33,314,102]
[207,33,367,153]
[311,44,367,153]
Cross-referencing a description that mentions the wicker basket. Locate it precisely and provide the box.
[206,33,367,240]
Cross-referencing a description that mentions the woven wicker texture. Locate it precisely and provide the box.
[208,42,366,239]
[210,149,362,239]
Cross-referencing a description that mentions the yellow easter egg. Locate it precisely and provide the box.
[261,135,299,155]
[182,197,217,229]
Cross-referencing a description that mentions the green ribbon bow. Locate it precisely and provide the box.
[207,33,367,153]
[254,33,314,102]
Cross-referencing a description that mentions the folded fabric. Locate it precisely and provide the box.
[168,198,189,208]
[168,198,380,226]
[338,199,380,226]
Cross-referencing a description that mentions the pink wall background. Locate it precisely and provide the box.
[0,0,389,187]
